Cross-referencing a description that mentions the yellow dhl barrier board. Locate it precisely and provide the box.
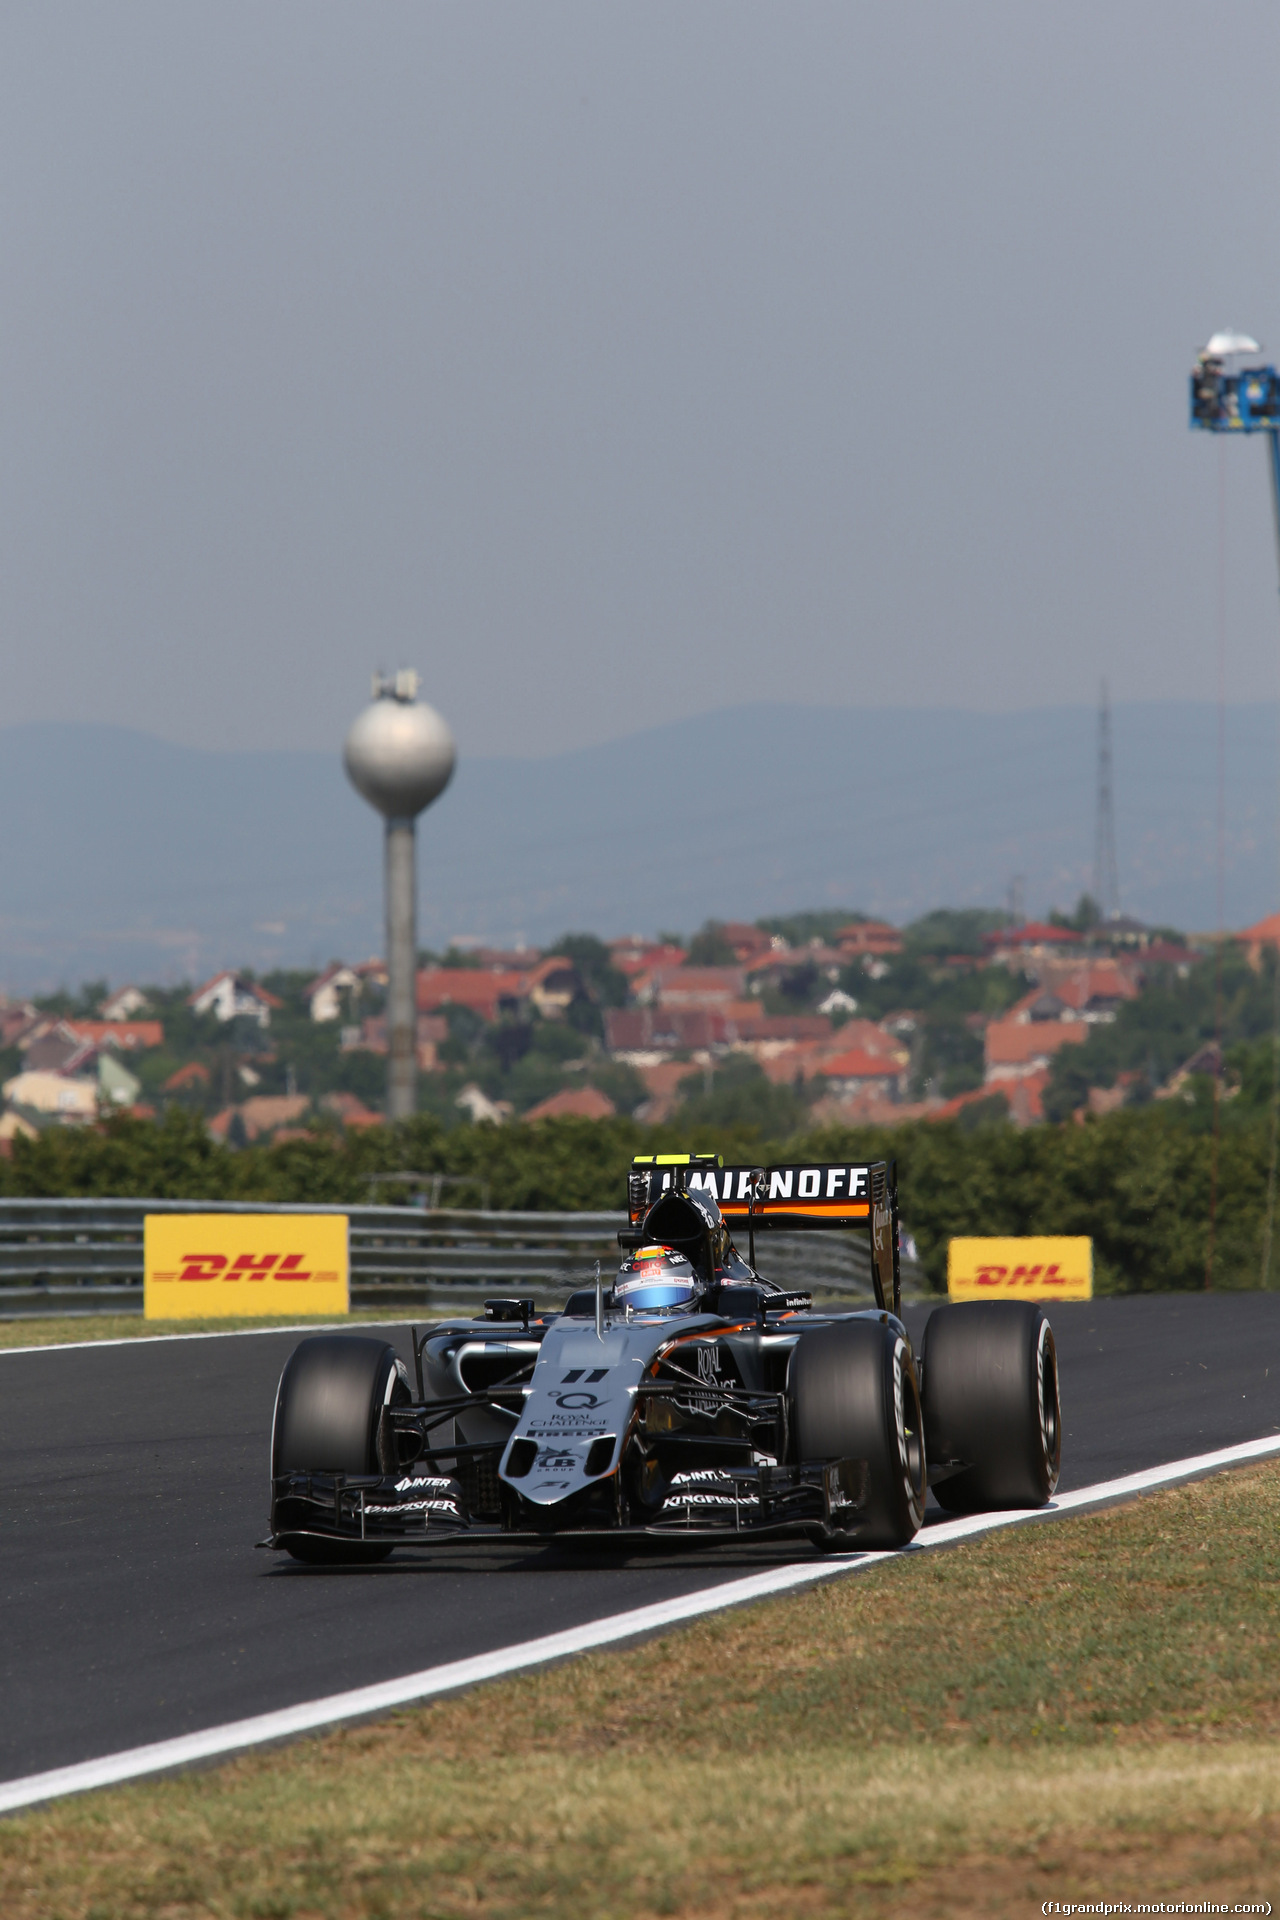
[948,1236,1092,1301]
[144,1214,349,1319]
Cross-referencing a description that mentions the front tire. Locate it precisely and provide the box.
[271,1334,409,1563]
[920,1302,1061,1512]
[789,1319,926,1548]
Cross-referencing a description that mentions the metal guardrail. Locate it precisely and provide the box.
[0,1198,898,1317]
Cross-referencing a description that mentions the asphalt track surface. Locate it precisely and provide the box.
[2,1292,1279,1784]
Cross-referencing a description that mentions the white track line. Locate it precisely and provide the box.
[2,1431,1278,1817]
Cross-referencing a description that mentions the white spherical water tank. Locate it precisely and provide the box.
[343,669,455,820]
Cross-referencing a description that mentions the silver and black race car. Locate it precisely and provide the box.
[265,1153,1061,1560]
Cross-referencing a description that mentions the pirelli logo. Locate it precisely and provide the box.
[948,1236,1092,1302]
[144,1214,349,1319]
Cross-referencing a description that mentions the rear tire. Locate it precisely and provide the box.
[921,1302,1060,1512]
[789,1319,926,1548]
[271,1335,409,1563]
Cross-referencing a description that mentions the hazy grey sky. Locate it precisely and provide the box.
[3,3,1279,758]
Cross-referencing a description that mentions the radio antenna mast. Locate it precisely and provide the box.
[1093,680,1120,921]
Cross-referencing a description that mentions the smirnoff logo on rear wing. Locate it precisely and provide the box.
[703,1165,870,1204]
[633,1163,878,1228]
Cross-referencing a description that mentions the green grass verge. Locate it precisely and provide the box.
[3,1465,1280,1917]
[0,1312,415,1349]
[0,1293,909,1351]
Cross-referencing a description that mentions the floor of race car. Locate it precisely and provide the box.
[0,1290,1277,1784]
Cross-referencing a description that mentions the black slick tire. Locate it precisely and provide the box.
[271,1334,409,1563]
[788,1318,926,1549]
[920,1301,1061,1512]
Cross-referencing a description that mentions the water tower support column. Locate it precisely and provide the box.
[386,817,418,1121]
[343,669,455,1126]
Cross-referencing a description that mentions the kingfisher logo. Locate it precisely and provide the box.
[144,1214,349,1319]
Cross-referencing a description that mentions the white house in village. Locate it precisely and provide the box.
[304,964,362,1023]
[455,1083,512,1125]
[188,971,282,1028]
[99,986,151,1021]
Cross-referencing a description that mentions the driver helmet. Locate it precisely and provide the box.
[615,1244,699,1312]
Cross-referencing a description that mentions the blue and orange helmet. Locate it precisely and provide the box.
[615,1244,700,1312]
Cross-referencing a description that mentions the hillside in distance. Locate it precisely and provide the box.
[0,702,1275,991]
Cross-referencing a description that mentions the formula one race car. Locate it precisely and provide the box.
[265,1154,1061,1560]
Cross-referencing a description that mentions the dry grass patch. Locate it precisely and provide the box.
[2,1465,1279,1917]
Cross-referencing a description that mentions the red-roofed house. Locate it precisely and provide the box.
[320,1091,384,1129]
[522,1086,617,1122]
[0,1002,37,1048]
[741,1016,834,1055]
[927,1073,1051,1127]
[752,1039,826,1085]
[817,1023,912,1101]
[468,946,544,970]
[816,1017,905,1060]
[630,1060,697,1123]
[984,993,1087,1082]
[1141,941,1195,971]
[207,1094,310,1141]
[520,956,582,1018]
[417,968,528,1023]
[1238,913,1280,967]
[163,1061,211,1092]
[63,1020,165,1052]
[633,965,747,1009]
[716,922,776,962]
[21,1026,99,1076]
[744,946,846,987]
[1038,961,1140,1022]
[599,1000,754,1054]
[835,920,903,957]
[1005,1071,1051,1125]
[817,1048,909,1100]
[609,939,687,977]
[604,1003,762,1056]
[926,1084,1005,1123]
[983,922,1083,966]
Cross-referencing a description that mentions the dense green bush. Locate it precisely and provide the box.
[3,1102,1276,1296]
[800,1109,1272,1295]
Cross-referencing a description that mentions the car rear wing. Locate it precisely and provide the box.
[628,1154,900,1317]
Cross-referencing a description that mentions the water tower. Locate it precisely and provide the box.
[344,670,455,1121]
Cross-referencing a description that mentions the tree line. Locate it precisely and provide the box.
[2,1101,1273,1296]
